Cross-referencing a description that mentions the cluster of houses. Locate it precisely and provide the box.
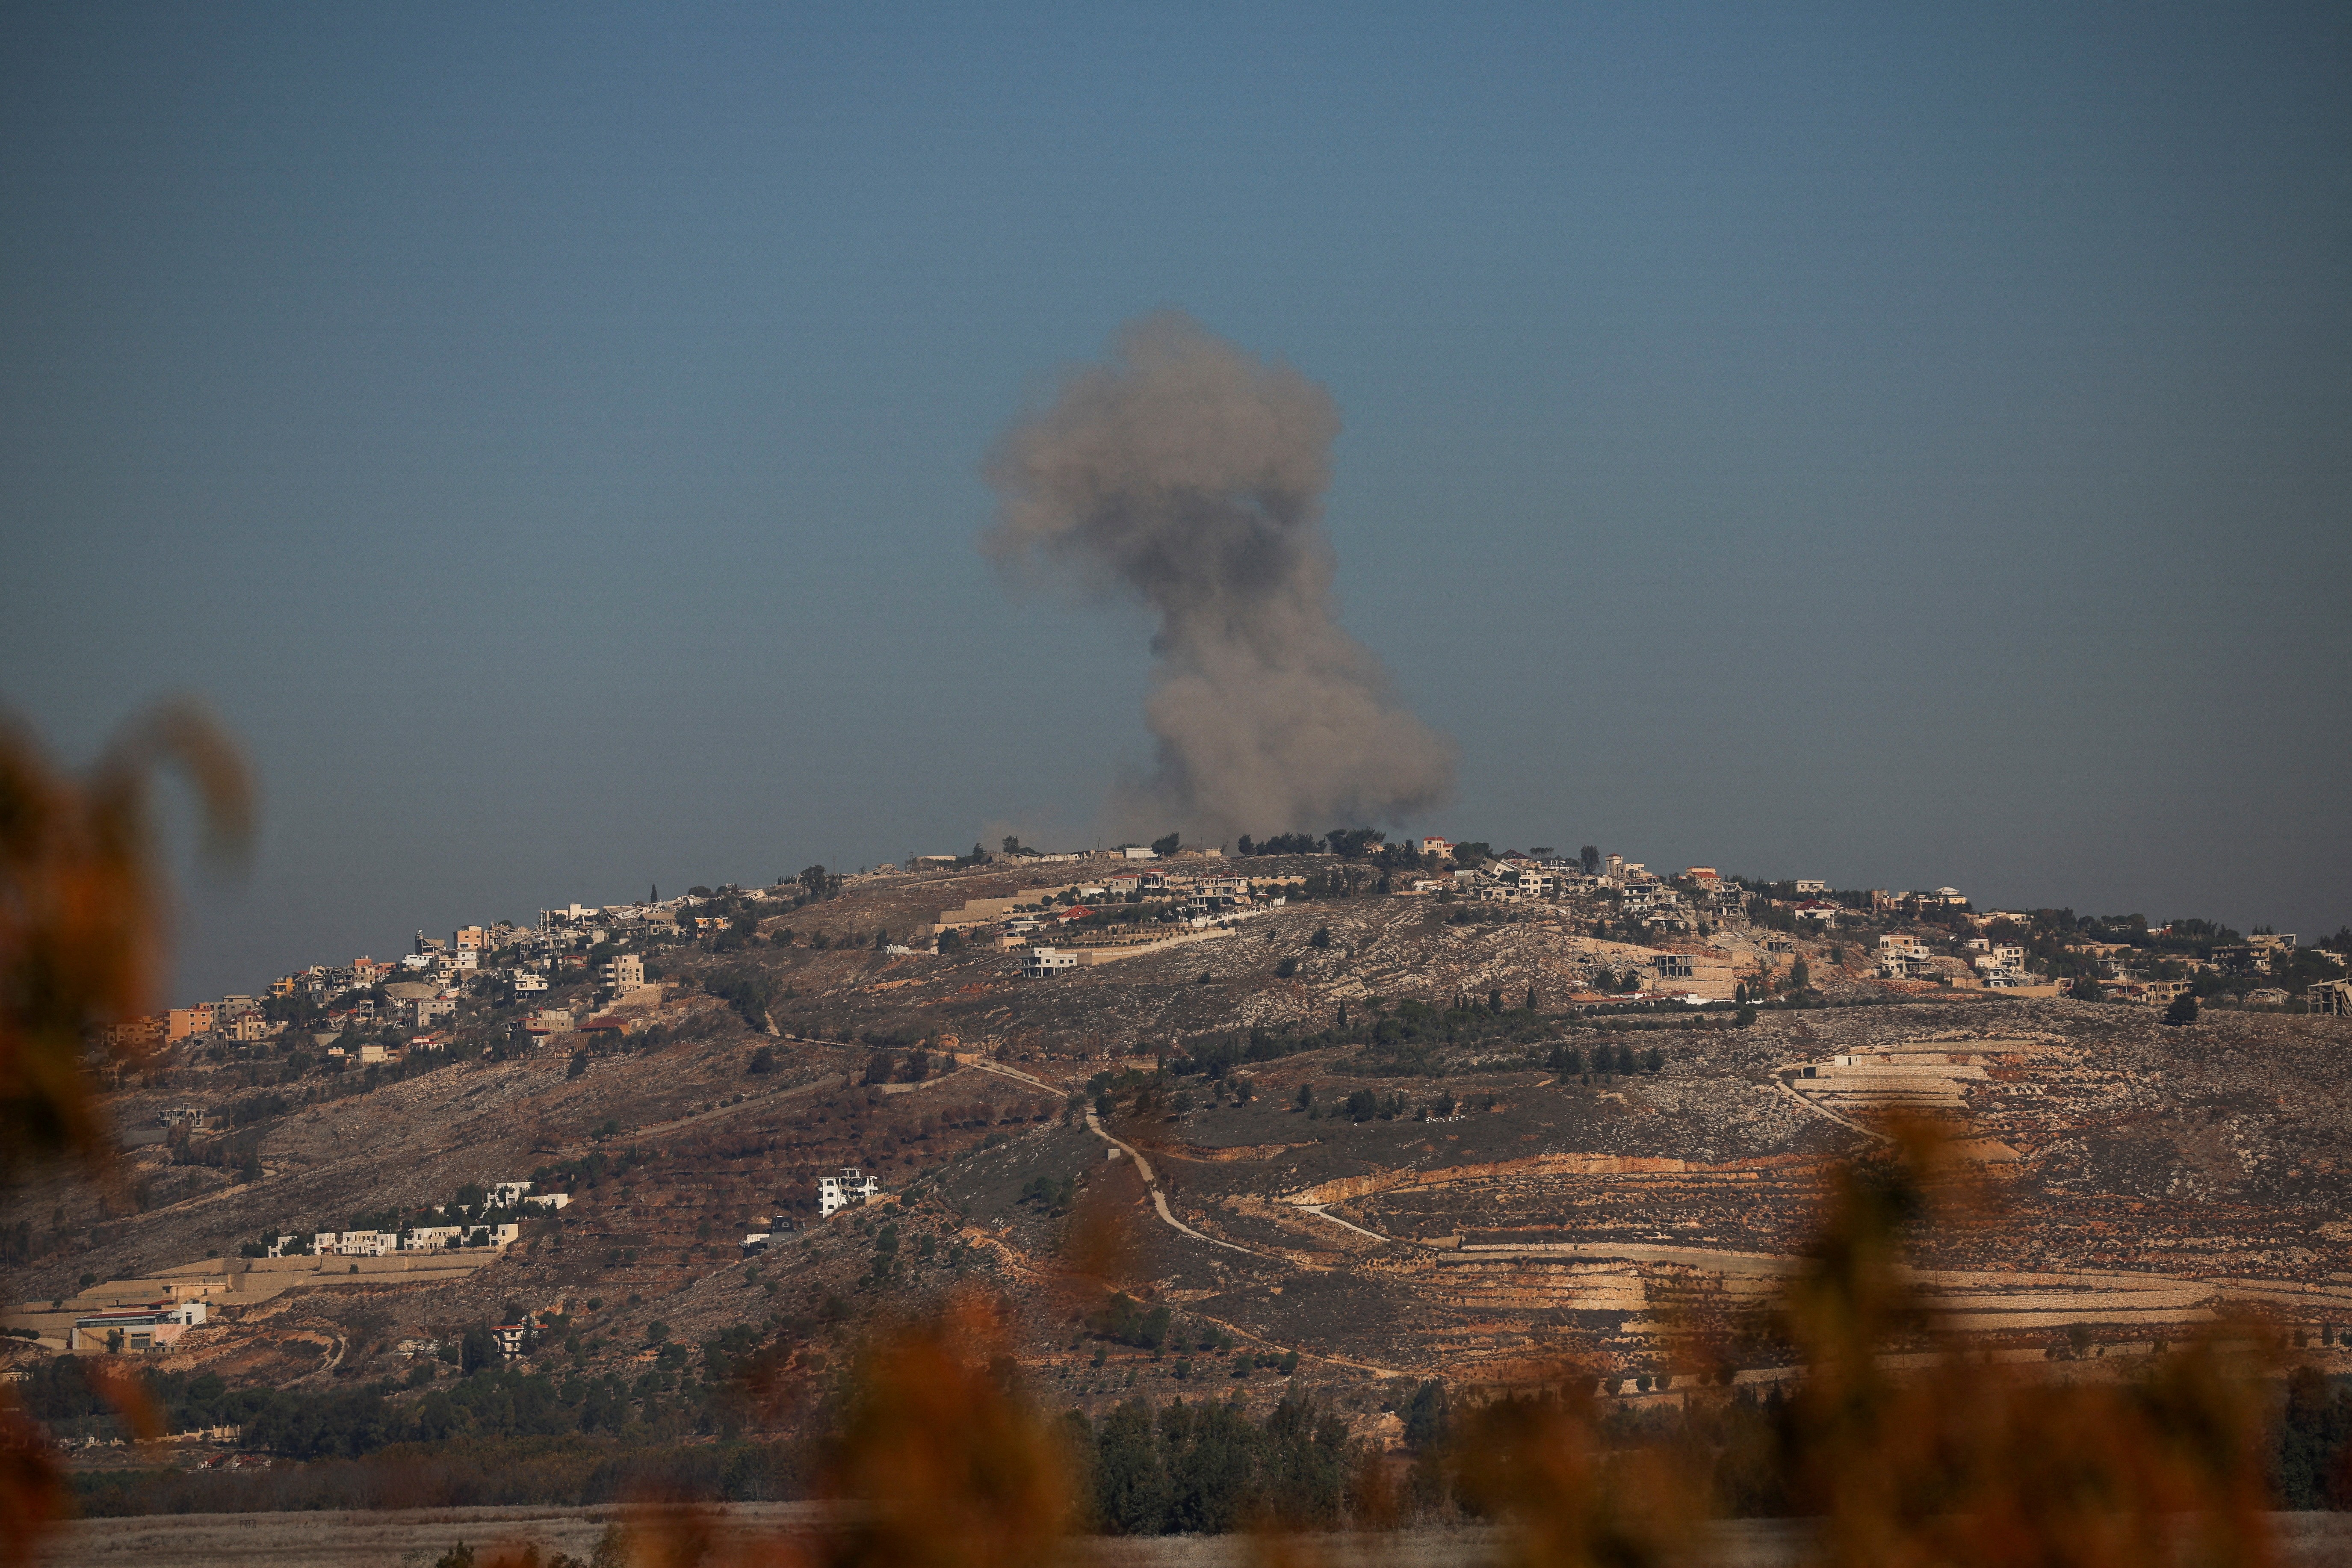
[260,1179,566,1259]
[1867,919,2351,1009]
[1405,851,1752,933]
[139,888,728,1061]
[918,864,1279,979]
[968,846,1859,985]
[2069,929,2347,1009]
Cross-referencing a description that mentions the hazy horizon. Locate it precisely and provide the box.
[4,3,2345,1002]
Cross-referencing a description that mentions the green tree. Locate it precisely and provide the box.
[2164,993,2199,1026]
[1095,1399,1172,1534]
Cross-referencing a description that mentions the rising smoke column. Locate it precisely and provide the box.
[984,312,1454,842]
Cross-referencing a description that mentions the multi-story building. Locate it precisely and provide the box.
[166,1005,217,1042]
[1876,934,1938,981]
[1970,943,2029,986]
[818,1167,882,1217]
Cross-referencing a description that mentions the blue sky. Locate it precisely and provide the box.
[4,3,2346,999]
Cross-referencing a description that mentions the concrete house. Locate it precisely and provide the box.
[818,1167,883,1217]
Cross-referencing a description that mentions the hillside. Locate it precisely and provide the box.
[7,860,2352,1480]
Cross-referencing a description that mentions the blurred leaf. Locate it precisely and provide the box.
[0,697,250,1175]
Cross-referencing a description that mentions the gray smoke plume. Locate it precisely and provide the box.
[984,312,1454,843]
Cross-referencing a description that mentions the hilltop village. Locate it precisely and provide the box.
[6,831,2350,1499]
[122,833,2352,1065]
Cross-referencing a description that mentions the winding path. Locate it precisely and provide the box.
[1081,1110,1262,1258]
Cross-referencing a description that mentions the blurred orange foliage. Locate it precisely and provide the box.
[0,700,248,1567]
[0,700,249,1173]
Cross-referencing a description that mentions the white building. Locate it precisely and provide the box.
[1022,947,1080,978]
[818,1167,883,1217]
[491,1181,533,1208]
[602,953,645,991]
[1970,943,2027,982]
[523,1192,570,1211]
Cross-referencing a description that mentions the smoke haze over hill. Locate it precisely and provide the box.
[985,313,1454,843]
